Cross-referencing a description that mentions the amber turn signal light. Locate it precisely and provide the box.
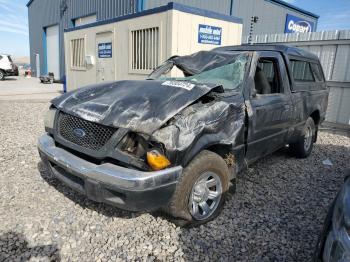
[147,150,171,171]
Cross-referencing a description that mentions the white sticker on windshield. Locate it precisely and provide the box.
[161,81,195,90]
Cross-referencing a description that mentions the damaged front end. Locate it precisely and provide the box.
[47,50,250,172]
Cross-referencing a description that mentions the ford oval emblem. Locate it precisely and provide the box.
[73,128,86,138]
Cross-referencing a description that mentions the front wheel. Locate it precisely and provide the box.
[167,150,232,227]
[290,117,316,158]
[0,70,5,81]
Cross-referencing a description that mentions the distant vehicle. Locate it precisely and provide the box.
[40,72,55,84]
[0,54,18,80]
[314,169,350,262]
[38,45,329,226]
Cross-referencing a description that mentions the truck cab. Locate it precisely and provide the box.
[215,45,328,164]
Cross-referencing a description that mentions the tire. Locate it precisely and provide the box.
[167,150,232,227]
[312,198,335,262]
[0,70,5,81]
[290,117,316,158]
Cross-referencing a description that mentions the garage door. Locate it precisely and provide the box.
[46,25,60,80]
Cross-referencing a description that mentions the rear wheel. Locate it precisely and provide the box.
[290,117,315,158]
[0,70,5,80]
[167,150,232,227]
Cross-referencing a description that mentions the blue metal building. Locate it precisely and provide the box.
[27,0,318,80]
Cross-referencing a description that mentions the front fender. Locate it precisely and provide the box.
[152,97,246,173]
[180,128,245,179]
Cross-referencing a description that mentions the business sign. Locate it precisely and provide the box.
[98,42,112,58]
[285,14,315,33]
[198,24,222,45]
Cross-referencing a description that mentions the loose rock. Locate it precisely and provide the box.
[0,101,349,261]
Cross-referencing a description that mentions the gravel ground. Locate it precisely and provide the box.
[0,101,349,261]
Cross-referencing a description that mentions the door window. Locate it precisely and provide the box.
[310,63,325,82]
[289,60,315,82]
[254,58,282,94]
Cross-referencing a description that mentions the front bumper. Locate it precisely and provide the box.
[38,134,182,211]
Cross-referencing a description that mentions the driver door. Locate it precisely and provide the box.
[245,51,294,163]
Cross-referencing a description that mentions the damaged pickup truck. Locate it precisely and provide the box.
[38,45,329,226]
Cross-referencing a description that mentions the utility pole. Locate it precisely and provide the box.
[60,0,68,18]
[248,16,259,45]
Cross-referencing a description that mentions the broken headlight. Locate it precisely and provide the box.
[118,132,148,157]
[117,132,170,170]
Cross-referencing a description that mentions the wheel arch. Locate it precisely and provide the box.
[182,143,231,167]
[181,142,242,181]
[206,144,232,159]
[310,110,321,126]
[310,110,320,142]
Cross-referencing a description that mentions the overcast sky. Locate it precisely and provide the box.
[0,0,349,57]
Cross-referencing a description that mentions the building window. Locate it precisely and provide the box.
[71,38,86,69]
[130,27,159,72]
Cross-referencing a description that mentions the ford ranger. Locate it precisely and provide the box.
[38,45,329,226]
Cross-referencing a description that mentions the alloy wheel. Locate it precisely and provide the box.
[188,171,223,220]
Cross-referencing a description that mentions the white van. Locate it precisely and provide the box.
[0,54,18,80]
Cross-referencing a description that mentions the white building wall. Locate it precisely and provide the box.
[170,10,242,56]
[65,8,242,90]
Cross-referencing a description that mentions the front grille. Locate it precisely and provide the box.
[57,112,116,151]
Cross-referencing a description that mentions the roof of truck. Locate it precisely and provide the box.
[214,44,319,61]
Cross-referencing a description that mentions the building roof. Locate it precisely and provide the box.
[27,0,319,19]
[267,0,319,19]
[214,44,319,61]
[64,2,243,33]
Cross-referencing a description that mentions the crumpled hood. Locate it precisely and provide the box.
[52,80,221,134]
